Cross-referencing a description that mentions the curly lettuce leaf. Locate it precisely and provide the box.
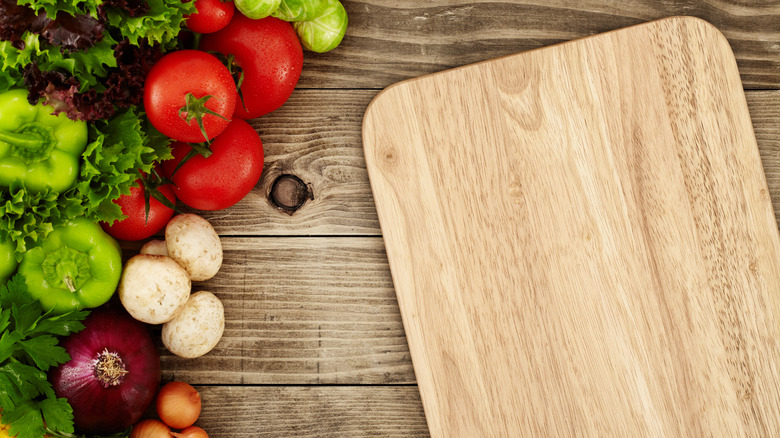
[77,108,172,224]
[16,0,100,19]
[35,33,117,91]
[105,0,195,45]
[0,69,17,91]
[0,31,115,93]
[0,32,46,72]
[0,183,85,257]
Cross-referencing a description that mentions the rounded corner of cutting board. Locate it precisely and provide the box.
[362,78,417,154]
[654,15,738,63]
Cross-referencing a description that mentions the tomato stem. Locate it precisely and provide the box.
[178,93,229,143]
[138,169,177,224]
[168,141,212,181]
[192,32,202,50]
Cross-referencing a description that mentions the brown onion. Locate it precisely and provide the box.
[130,419,172,438]
[157,381,202,429]
[172,426,209,438]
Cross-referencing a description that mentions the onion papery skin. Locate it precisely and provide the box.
[49,305,162,435]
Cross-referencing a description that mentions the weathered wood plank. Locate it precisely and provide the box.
[181,89,380,235]
[120,238,416,385]
[191,90,779,236]
[753,91,780,216]
[296,1,780,89]
[194,386,429,437]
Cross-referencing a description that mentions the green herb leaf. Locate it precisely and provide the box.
[0,330,23,363]
[20,336,71,371]
[0,308,11,333]
[0,275,32,309]
[0,361,48,400]
[30,310,88,337]
[13,299,42,335]
[0,275,88,437]
[5,400,45,438]
[40,397,76,434]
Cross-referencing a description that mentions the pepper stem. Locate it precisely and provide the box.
[63,275,76,293]
[0,122,57,164]
[0,130,45,148]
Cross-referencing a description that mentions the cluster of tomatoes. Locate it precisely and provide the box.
[102,4,304,242]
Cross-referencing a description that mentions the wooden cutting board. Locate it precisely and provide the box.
[362,16,780,437]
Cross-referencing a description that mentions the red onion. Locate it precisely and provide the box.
[49,305,161,435]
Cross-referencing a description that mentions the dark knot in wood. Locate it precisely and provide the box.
[270,174,313,214]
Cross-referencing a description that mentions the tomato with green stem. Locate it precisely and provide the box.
[100,175,176,242]
[144,50,237,143]
[162,119,263,211]
[186,0,235,34]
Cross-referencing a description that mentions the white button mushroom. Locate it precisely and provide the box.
[118,254,191,324]
[140,239,168,256]
[162,291,225,358]
[165,214,223,281]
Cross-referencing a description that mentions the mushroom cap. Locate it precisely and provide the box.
[118,254,191,324]
[165,214,223,281]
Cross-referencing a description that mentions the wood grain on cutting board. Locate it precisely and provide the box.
[363,16,780,438]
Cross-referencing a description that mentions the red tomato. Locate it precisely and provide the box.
[186,0,234,34]
[101,181,176,241]
[162,119,264,210]
[200,15,302,120]
[144,50,237,143]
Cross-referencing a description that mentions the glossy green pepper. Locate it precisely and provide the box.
[18,217,122,313]
[0,235,17,285]
[0,88,88,194]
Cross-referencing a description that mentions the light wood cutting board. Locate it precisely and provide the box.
[362,16,780,437]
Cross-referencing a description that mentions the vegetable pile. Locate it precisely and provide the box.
[0,0,350,435]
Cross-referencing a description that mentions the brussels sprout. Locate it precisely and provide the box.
[235,0,281,19]
[273,0,328,21]
[293,0,348,53]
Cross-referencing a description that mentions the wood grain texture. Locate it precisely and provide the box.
[189,90,778,237]
[194,386,429,437]
[364,17,780,437]
[297,0,780,89]
[753,91,780,219]
[184,89,380,236]
[121,237,415,385]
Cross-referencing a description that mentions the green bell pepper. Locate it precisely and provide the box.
[0,88,88,194]
[18,217,122,313]
[0,235,17,285]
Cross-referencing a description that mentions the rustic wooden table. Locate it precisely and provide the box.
[146,2,779,436]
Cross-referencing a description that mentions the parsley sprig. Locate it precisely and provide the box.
[0,275,89,438]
